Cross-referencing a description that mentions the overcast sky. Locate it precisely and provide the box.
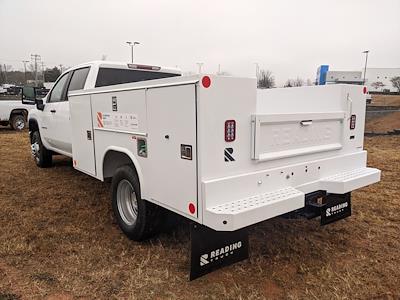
[1,0,399,85]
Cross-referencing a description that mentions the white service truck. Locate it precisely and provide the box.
[0,100,33,130]
[23,61,381,280]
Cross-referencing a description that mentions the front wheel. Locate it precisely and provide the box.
[111,165,164,241]
[31,131,52,167]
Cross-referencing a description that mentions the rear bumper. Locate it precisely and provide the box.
[202,151,380,231]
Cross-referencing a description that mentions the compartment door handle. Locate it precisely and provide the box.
[300,120,313,126]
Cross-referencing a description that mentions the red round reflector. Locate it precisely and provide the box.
[189,203,196,214]
[202,76,211,88]
[363,86,367,94]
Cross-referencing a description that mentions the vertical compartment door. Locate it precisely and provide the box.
[146,84,197,217]
[69,94,96,176]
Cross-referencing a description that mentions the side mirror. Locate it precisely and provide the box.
[22,86,36,105]
[36,99,45,111]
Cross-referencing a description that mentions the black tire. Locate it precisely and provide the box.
[31,131,52,168]
[11,114,26,131]
[111,165,163,241]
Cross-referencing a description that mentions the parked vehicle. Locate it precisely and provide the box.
[23,61,380,279]
[6,86,22,96]
[0,100,34,130]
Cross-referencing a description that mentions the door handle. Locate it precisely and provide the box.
[50,109,56,113]
[300,120,312,126]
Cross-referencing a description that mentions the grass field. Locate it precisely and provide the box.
[0,130,399,299]
[371,94,400,106]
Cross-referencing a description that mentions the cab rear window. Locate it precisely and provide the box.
[95,68,180,88]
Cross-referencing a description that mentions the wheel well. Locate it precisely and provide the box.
[103,150,139,181]
[10,109,28,120]
[29,119,39,132]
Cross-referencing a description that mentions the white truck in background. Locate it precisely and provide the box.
[23,61,381,280]
[0,100,33,130]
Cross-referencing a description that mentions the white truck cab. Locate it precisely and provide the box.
[26,61,181,157]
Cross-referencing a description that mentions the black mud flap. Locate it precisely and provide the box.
[189,224,249,281]
[320,193,352,225]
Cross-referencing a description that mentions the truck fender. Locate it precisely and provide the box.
[10,108,28,120]
[101,146,144,188]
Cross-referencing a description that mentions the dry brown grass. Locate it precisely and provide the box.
[365,112,400,133]
[0,128,399,299]
[371,94,400,106]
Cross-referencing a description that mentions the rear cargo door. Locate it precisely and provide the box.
[251,112,345,161]
[145,84,198,217]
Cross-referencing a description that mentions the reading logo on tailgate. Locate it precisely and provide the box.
[97,112,139,131]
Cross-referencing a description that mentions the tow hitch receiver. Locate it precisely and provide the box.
[320,193,351,225]
[190,224,249,281]
[303,192,352,225]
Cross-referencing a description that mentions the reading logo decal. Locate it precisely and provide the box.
[224,148,235,162]
[200,241,242,266]
[326,201,348,217]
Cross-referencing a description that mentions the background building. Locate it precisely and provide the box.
[365,68,400,93]
[316,65,400,93]
[325,71,363,84]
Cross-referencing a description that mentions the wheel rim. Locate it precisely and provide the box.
[31,136,40,163]
[15,119,25,130]
[116,179,138,226]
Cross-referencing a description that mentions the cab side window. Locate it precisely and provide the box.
[48,73,69,102]
[68,67,90,92]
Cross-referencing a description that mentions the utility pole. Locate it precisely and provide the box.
[31,54,41,86]
[22,60,29,84]
[41,61,45,83]
[362,50,369,85]
[3,64,8,83]
[196,62,204,74]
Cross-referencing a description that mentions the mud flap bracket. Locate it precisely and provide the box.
[189,223,249,281]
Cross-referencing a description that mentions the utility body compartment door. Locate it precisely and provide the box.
[69,94,96,176]
[145,84,198,218]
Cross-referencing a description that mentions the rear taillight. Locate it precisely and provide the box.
[363,86,367,94]
[225,120,236,142]
[350,114,356,130]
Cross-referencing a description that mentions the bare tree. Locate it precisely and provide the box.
[390,76,400,93]
[284,79,293,88]
[306,79,314,86]
[284,77,305,88]
[293,77,304,87]
[257,70,275,89]
[0,64,4,84]
[371,81,385,91]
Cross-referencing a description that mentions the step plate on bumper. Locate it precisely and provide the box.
[205,187,304,231]
[320,167,381,194]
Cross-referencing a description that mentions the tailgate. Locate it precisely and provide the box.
[251,111,345,161]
